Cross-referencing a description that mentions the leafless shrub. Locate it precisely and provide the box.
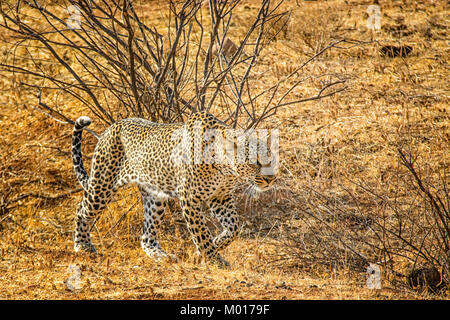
[273,145,449,293]
[271,185,372,272]
[373,148,449,292]
[0,0,353,130]
[342,146,449,292]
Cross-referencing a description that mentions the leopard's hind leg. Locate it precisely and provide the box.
[73,124,124,253]
[139,187,176,260]
[73,171,118,253]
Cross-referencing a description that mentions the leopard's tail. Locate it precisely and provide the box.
[72,116,92,192]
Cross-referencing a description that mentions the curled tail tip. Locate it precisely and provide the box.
[75,116,92,128]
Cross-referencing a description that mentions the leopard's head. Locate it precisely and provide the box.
[237,160,277,192]
[185,112,278,192]
[225,129,278,193]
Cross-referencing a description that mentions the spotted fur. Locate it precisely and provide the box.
[72,112,275,266]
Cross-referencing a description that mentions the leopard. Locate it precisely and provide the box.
[71,111,276,266]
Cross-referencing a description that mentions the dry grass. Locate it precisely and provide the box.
[0,0,449,299]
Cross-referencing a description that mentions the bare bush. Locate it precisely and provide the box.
[274,145,449,293]
[0,0,350,129]
[372,148,449,292]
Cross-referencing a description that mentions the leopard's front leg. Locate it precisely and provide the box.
[209,196,239,251]
[179,195,229,267]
